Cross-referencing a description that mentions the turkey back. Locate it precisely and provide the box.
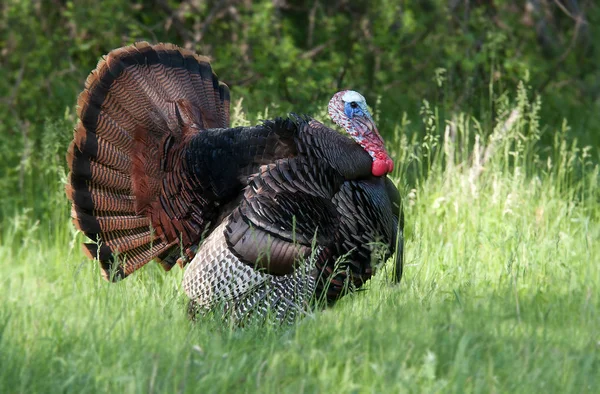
[66,42,230,281]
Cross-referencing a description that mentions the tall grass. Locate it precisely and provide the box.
[0,84,598,393]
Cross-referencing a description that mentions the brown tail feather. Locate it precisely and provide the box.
[67,42,230,281]
[71,207,149,233]
[66,183,135,213]
[102,228,159,253]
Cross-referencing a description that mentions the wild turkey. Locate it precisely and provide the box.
[66,42,403,323]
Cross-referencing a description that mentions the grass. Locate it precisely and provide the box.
[1,86,599,393]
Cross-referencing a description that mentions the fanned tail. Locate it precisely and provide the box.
[66,42,230,281]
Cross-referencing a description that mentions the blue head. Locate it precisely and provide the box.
[342,91,373,121]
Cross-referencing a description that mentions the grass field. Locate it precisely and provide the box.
[1,90,599,393]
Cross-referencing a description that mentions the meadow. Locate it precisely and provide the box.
[1,80,598,392]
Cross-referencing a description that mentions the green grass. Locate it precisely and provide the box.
[1,90,599,393]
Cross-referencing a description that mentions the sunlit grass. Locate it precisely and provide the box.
[1,86,599,393]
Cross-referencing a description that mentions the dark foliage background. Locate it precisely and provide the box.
[1,0,598,218]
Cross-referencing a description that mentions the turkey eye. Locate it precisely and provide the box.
[350,102,358,109]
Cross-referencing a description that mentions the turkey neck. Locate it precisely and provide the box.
[346,118,394,177]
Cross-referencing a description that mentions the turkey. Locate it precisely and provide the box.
[66,42,404,324]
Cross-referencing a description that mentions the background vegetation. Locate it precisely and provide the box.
[1,0,599,392]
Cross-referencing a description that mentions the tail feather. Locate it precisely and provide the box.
[102,227,158,252]
[84,240,174,281]
[71,207,148,233]
[67,42,230,281]
[88,162,131,191]
[66,183,135,213]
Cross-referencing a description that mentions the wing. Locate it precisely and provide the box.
[224,156,345,275]
[316,178,402,302]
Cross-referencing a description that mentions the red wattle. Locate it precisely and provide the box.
[372,159,388,177]
[387,158,394,173]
